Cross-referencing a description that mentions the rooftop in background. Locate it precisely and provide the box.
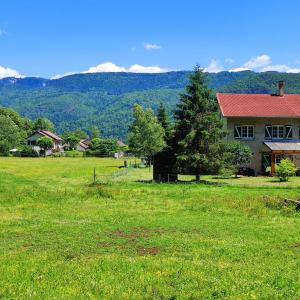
[217,93,300,118]
[28,130,62,141]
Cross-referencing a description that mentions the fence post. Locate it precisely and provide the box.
[167,174,170,183]
[93,167,96,184]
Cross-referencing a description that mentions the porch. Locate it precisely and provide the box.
[264,142,300,176]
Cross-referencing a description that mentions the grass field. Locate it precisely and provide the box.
[0,157,299,299]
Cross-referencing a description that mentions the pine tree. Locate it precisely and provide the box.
[156,103,171,139]
[153,104,177,182]
[173,66,225,181]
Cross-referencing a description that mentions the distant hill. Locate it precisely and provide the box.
[1,71,300,139]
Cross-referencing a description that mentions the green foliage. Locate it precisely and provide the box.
[0,114,23,152]
[174,67,225,180]
[89,138,119,156]
[17,145,39,157]
[156,103,172,139]
[73,128,88,139]
[275,158,297,182]
[63,134,80,150]
[65,150,83,157]
[0,107,33,155]
[90,126,100,139]
[222,142,253,175]
[128,104,166,160]
[0,141,10,156]
[34,117,55,131]
[37,136,53,155]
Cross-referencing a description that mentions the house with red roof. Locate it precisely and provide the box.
[217,81,300,175]
[27,130,63,156]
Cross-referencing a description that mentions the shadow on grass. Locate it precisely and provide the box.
[136,179,228,186]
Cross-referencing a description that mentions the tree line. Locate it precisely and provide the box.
[0,109,124,157]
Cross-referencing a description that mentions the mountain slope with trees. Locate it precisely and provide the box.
[1,71,300,138]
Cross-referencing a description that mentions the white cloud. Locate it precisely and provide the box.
[82,62,170,74]
[243,54,271,69]
[127,64,169,73]
[229,54,300,73]
[0,65,24,79]
[50,62,171,79]
[229,67,251,72]
[143,43,161,50]
[260,64,300,73]
[83,62,127,73]
[225,58,234,64]
[204,59,223,73]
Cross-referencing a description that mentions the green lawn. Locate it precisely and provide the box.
[0,157,299,299]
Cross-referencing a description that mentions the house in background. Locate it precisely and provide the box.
[27,130,63,156]
[217,81,300,176]
[76,139,90,151]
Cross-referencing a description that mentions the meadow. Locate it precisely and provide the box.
[0,157,299,299]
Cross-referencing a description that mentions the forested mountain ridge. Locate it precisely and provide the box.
[1,71,300,138]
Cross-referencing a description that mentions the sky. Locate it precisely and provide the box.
[1,0,300,79]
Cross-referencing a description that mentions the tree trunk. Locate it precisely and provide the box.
[195,174,200,182]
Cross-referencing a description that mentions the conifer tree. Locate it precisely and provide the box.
[156,103,171,139]
[173,66,225,181]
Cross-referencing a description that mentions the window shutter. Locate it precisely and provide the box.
[265,125,272,139]
[234,125,241,139]
[285,125,293,139]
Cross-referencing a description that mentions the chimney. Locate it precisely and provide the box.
[278,81,284,96]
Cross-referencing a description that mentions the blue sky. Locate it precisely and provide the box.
[1,0,300,78]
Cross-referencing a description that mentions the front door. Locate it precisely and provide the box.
[262,153,271,173]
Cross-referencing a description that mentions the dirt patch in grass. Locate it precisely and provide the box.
[96,227,165,255]
[97,242,116,248]
[137,246,160,256]
[290,242,300,248]
[111,227,166,240]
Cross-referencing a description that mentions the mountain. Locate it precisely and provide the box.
[1,71,300,139]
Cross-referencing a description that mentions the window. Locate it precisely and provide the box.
[234,125,254,140]
[272,125,284,139]
[265,125,292,140]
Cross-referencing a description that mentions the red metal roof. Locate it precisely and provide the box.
[217,93,300,117]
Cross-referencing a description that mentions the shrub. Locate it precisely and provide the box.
[217,167,235,179]
[89,138,119,156]
[17,145,39,157]
[275,158,297,182]
[65,150,82,157]
[221,142,252,176]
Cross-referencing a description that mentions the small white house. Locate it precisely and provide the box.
[27,130,63,156]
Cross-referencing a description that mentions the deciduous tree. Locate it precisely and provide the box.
[34,118,54,132]
[37,136,53,156]
[128,104,166,163]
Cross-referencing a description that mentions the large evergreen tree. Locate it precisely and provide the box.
[173,67,225,181]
